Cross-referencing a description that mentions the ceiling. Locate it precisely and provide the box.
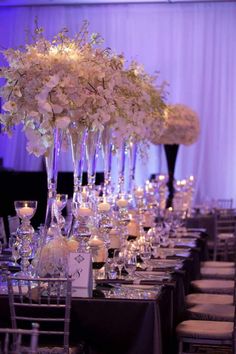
[0,0,234,5]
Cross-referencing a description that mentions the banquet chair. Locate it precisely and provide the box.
[0,323,39,354]
[0,217,7,246]
[7,215,20,236]
[176,280,236,353]
[216,199,233,209]
[7,275,72,354]
[213,209,236,261]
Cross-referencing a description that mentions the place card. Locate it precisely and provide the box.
[68,252,93,298]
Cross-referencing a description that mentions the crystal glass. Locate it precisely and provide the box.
[128,139,138,195]
[54,193,68,233]
[68,122,88,237]
[85,129,101,191]
[124,252,137,280]
[70,200,93,251]
[117,140,127,195]
[44,128,62,229]
[113,249,125,278]
[12,241,20,266]
[139,243,152,269]
[101,125,113,196]
[14,200,37,277]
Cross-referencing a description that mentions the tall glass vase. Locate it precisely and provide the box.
[101,126,113,196]
[69,122,88,199]
[128,139,138,195]
[117,139,127,195]
[35,128,69,278]
[44,128,62,230]
[68,122,88,238]
[86,129,101,191]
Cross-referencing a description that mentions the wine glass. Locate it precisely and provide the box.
[12,241,20,266]
[113,249,125,278]
[124,252,137,280]
[14,200,37,277]
[55,194,68,233]
[139,244,152,269]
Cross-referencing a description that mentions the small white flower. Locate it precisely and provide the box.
[2,100,17,113]
[55,116,71,129]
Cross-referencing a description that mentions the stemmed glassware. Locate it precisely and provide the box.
[54,194,68,234]
[124,252,137,280]
[113,249,125,278]
[139,243,152,269]
[14,200,37,277]
[12,242,20,266]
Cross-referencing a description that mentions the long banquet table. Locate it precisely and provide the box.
[0,229,208,354]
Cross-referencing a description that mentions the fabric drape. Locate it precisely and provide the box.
[0,3,236,204]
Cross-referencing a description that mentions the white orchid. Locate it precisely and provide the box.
[0,21,167,158]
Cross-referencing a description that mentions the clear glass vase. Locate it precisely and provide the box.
[101,125,113,196]
[128,140,138,195]
[44,128,62,230]
[69,122,88,198]
[117,139,127,195]
[35,128,69,277]
[85,129,101,191]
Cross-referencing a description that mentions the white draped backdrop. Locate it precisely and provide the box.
[0,2,236,204]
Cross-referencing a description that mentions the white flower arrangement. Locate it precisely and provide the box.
[0,20,167,157]
[150,103,200,145]
[110,61,167,151]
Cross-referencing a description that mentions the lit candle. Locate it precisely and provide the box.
[134,187,144,198]
[158,175,165,181]
[127,219,139,237]
[181,180,187,186]
[109,229,121,249]
[88,236,104,247]
[189,175,194,182]
[98,201,111,212]
[81,187,87,199]
[18,205,34,218]
[77,206,93,217]
[56,200,63,209]
[116,198,128,208]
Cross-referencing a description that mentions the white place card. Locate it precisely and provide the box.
[68,252,93,298]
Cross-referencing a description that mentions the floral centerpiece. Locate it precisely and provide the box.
[149,103,200,146]
[0,20,168,274]
[149,103,200,207]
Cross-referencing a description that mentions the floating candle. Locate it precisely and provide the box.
[116,198,128,208]
[17,206,34,218]
[77,206,93,217]
[98,201,111,212]
[134,187,144,198]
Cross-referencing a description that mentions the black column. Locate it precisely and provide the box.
[164,144,179,208]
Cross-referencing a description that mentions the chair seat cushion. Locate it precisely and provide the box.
[187,304,235,322]
[191,279,234,294]
[200,267,235,279]
[200,261,234,268]
[217,233,234,240]
[176,320,233,339]
[185,293,234,307]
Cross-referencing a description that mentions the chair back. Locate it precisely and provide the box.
[214,209,236,261]
[216,198,233,209]
[0,217,7,246]
[216,209,236,235]
[7,216,20,235]
[0,323,39,354]
[7,275,72,353]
